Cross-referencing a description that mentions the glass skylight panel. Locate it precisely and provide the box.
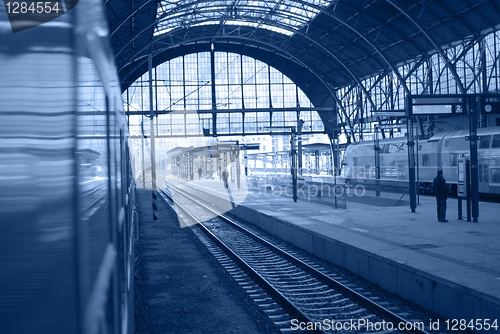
[260,24,293,36]
[154,0,331,36]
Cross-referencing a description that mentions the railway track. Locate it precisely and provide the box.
[160,185,439,334]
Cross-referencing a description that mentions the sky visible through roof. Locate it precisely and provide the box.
[155,0,332,36]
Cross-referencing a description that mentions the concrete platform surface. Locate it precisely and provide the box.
[165,176,500,332]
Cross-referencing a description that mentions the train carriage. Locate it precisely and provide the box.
[0,1,135,333]
[340,126,500,196]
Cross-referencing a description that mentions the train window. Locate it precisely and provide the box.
[387,143,405,153]
[492,135,500,148]
[479,135,491,149]
[485,164,489,182]
[450,153,458,166]
[479,165,483,182]
[450,137,468,150]
[383,145,390,153]
[444,140,449,147]
[353,157,358,166]
[492,168,500,183]
[422,154,430,166]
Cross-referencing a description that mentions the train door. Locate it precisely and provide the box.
[491,165,500,194]
[398,161,407,181]
[457,157,468,198]
[478,159,488,193]
[478,136,491,194]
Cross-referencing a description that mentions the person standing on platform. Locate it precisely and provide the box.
[222,168,229,189]
[198,167,203,180]
[433,170,449,222]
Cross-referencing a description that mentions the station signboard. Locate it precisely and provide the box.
[408,95,466,116]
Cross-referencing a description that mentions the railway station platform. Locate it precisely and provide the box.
[164,176,500,332]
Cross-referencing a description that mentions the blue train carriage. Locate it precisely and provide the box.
[416,132,447,193]
[483,131,500,194]
[0,0,135,333]
[340,127,500,196]
[341,137,409,188]
[438,127,500,195]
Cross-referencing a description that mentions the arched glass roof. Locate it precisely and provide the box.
[124,51,325,137]
[110,0,500,95]
[107,0,500,140]
[155,0,332,36]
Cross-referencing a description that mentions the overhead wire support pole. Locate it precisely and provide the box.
[291,126,298,202]
[236,141,241,189]
[415,126,420,206]
[406,115,417,213]
[141,119,145,188]
[297,114,304,176]
[468,96,479,222]
[210,44,217,137]
[149,53,158,220]
[332,126,340,177]
[374,125,381,198]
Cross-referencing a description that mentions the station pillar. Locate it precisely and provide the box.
[315,150,320,175]
[468,98,479,222]
[291,127,298,202]
[236,141,241,189]
[297,118,304,175]
[407,118,417,213]
[374,126,381,197]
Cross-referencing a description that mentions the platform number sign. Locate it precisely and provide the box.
[408,95,466,116]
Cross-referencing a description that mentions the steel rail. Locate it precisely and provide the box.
[160,188,325,334]
[162,185,430,334]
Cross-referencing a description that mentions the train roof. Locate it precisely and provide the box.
[348,126,500,147]
[433,126,500,140]
[348,136,406,147]
[425,132,448,142]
